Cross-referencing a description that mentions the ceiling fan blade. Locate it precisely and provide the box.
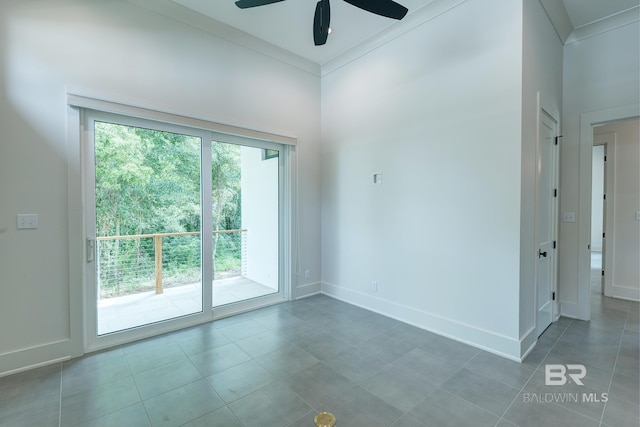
[235,0,286,9]
[313,0,331,46]
[342,0,408,19]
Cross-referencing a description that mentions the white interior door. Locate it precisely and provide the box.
[536,109,559,337]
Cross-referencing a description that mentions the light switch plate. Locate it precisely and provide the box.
[562,212,576,223]
[17,214,38,229]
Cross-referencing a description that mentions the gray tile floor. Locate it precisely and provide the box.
[1,268,638,426]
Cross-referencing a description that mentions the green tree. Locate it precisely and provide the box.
[211,142,241,276]
[95,122,154,293]
[94,122,243,296]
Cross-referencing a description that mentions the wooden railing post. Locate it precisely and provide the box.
[154,235,163,294]
[96,229,247,298]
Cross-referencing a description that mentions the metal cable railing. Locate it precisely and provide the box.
[96,229,246,298]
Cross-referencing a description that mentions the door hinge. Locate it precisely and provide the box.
[554,189,557,197]
[553,241,557,249]
[604,155,607,162]
[604,194,606,200]
[554,135,563,145]
[552,292,556,301]
[603,232,606,238]
[602,270,605,276]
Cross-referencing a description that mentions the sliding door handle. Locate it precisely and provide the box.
[87,238,95,262]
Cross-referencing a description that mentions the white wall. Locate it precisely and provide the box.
[0,0,321,375]
[321,0,525,359]
[591,145,605,251]
[240,146,279,290]
[595,118,640,300]
[520,0,564,351]
[560,20,640,318]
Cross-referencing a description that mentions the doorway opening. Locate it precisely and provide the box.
[589,117,639,303]
[590,142,607,296]
[576,106,639,321]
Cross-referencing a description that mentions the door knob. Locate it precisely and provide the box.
[538,249,547,258]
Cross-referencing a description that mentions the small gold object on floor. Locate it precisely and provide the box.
[314,411,336,427]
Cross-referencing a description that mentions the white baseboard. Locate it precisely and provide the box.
[612,284,640,302]
[0,339,72,377]
[292,282,321,300]
[320,282,523,361]
[520,326,538,361]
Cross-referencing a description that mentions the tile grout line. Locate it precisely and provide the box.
[386,322,567,426]
[120,343,154,427]
[456,354,535,392]
[43,295,635,427]
[438,387,506,420]
[530,319,616,425]
[58,363,63,427]
[541,292,636,426]
[597,304,631,427]
[281,305,416,426]
[490,360,539,427]
[492,318,575,427]
[396,350,503,426]
[221,322,326,426]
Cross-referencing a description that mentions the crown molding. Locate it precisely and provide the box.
[320,0,468,76]
[566,6,640,44]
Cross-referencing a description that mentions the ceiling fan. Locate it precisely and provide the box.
[235,0,409,46]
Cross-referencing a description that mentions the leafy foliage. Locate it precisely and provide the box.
[94,122,242,298]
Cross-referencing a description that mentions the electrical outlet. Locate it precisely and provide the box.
[304,270,311,279]
[16,214,38,230]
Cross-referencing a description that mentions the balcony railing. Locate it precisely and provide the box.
[96,229,247,298]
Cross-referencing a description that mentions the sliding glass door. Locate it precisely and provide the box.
[84,111,286,349]
[211,143,281,308]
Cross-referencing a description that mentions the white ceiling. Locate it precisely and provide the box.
[170,0,436,65]
[163,0,639,66]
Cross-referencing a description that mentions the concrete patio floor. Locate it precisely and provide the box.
[97,276,275,335]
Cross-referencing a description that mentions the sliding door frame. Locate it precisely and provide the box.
[79,105,292,353]
[209,136,289,319]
